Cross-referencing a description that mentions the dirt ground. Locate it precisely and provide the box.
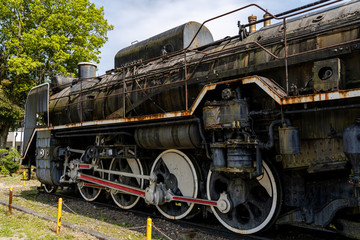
[0,174,231,240]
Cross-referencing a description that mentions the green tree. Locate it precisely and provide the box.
[0,87,23,148]
[0,0,113,148]
[0,148,20,176]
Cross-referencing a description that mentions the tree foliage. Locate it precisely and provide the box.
[0,0,113,147]
[0,87,23,122]
[0,87,23,148]
[0,148,20,176]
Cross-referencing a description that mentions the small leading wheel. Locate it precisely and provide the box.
[150,149,198,220]
[78,159,104,201]
[109,150,144,209]
[43,184,58,194]
[207,161,281,234]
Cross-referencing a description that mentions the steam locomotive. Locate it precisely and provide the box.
[21,0,360,236]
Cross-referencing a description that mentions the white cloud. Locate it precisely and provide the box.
[91,0,322,74]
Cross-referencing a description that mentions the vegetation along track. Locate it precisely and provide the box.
[37,186,349,240]
[0,175,350,239]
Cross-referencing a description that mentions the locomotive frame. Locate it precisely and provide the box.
[21,0,360,237]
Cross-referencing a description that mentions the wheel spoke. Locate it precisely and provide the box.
[245,202,261,223]
[78,159,103,202]
[151,149,198,220]
[109,151,144,210]
[156,158,171,175]
[247,192,272,213]
[207,161,281,234]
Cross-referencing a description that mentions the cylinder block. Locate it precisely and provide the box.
[135,123,202,149]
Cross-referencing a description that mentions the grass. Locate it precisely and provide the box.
[0,204,96,239]
[0,174,164,240]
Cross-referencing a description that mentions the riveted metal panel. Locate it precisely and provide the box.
[23,83,49,157]
[35,130,53,185]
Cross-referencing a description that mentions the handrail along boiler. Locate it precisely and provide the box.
[21,0,360,236]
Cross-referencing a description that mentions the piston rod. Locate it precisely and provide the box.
[78,173,229,211]
[95,167,152,181]
[75,163,152,180]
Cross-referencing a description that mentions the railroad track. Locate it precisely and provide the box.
[32,187,347,240]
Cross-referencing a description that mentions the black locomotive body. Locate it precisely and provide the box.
[21,1,360,236]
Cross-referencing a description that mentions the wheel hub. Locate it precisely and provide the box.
[217,192,232,213]
[165,173,178,192]
[150,149,198,220]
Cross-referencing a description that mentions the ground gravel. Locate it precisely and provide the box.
[0,174,230,240]
[0,174,350,240]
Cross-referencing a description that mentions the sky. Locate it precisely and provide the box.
[91,0,326,75]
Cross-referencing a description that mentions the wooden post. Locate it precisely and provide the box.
[56,198,63,234]
[8,187,13,215]
[22,171,26,186]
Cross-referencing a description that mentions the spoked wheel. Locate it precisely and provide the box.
[207,161,281,234]
[43,184,58,194]
[78,159,104,201]
[150,149,198,220]
[109,150,144,209]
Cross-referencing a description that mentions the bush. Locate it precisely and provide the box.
[0,148,20,176]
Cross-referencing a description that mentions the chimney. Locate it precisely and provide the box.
[248,15,257,33]
[78,62,97,79]
[263,12,271,27]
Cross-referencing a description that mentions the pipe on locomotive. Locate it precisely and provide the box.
[259,119,291,150]
[254,118,299,177]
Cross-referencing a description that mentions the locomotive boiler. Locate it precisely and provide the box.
[21,0,360,237]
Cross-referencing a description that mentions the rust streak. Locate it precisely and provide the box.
[281,89,360,105]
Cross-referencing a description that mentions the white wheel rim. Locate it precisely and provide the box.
[109,150,144,209]
[206,161,278,234]
[150,149,198,220]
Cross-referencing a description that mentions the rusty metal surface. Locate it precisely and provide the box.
[32,75,360,130]
[203,99,249,129]
[47,0,360,128]
[78,62,97,79]
[241,76,286,103]
[46,76,279,130]
[25,1,360,170]
[134,123,201,149]
[313,58,344,91]
[20,2,360,234]
[114,22,214,68]
[281,88,360,105]
[279,138,346,170]
[279,126,300,155]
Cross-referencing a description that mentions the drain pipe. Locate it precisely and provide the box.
[255,118,291,176]
[255,144,263,176]
[195,117,211,159]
